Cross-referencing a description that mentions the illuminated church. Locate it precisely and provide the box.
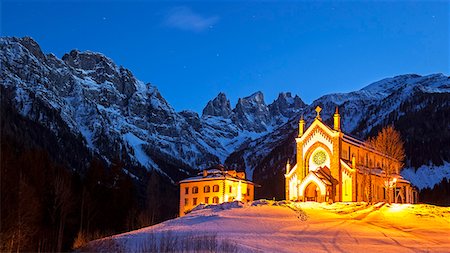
[285,106,417,204]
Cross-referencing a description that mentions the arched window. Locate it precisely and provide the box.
[192,186,198,194]
[213,185,219,192]
[204,185,210,193]
[212,196,219,204]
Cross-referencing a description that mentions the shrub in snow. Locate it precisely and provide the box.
[190,201,245,214]
[138,231,238,253]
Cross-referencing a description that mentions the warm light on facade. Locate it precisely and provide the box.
[285,106,417,204]
[178,167,256,216]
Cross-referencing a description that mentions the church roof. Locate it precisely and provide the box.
[179,167,256,185]
[316,116,400,162]
[312,166,332,185]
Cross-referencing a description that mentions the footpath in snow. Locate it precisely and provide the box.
[84,200,450,252]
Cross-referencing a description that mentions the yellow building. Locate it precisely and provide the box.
[179,165,256,216]
[285,106,418,204]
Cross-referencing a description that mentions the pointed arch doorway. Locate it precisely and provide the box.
[298,172,328,202]
[304,182,320,201]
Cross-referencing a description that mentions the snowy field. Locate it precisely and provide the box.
[86,201,450,252]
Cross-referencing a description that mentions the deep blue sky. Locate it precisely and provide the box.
[2,1,449,113]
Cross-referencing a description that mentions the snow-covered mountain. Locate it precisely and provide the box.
[225,73,450,198]
[2,37,449,196]
[0,36,305,182]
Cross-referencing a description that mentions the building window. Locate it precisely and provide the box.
[192,186,198,194]
[229,186,232,193]
[185,187,189,194]
[193,198,197,205]
[204,185,210,193]
[247,188,250,196]
[205,197,209,204]
[184,198,188,205]
[212,196,219,204]
[213,185,219,192]
[312,150,327,166]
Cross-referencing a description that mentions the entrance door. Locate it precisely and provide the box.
[304,182,319,201]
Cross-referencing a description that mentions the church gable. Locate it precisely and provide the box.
[302,125,334,158]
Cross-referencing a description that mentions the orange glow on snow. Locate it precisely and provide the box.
[389,203,410,212]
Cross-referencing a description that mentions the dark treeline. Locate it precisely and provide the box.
[0,94,179,252]
[420,178,450,207]
[0,138,178,252]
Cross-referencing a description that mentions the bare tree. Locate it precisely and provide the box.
[52,172,73,252]
[368,125,405,203]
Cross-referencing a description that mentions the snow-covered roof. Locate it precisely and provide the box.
[179,167,256,185]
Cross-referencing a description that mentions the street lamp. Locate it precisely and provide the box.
[385,177,397,204]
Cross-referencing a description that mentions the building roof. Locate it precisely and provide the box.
[179,167,257,185]
[312,166,333,185]
[311,116,400,162]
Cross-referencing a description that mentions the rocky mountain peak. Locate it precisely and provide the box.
[273,92,305,107]
[17,36,46,61]
[232,91,271,132]
[61,49,140,98]
[235,91,267,112]
[241,91,265,104]
[202,92,232,118]
[62,50,118,73]
[268,92,306,120]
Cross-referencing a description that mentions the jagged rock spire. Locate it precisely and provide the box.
[202,92,232,118]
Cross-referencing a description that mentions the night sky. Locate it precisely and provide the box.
[2,1,448,112]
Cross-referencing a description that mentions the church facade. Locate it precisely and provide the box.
[285,106,418,204]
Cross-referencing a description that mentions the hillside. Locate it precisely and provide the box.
[85,200,450,252]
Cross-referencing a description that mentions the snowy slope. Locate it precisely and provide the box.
[85,200,450,252]
[402,162,450,190]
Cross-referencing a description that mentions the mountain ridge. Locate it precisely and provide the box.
[1,37,449,193]
[0,36,306,183]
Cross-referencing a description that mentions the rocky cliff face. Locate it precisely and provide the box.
[202,92,232,118]
[0,37,305,183]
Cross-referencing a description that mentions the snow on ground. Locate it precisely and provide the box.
[402,162,450,190]
[85,200,450,252]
